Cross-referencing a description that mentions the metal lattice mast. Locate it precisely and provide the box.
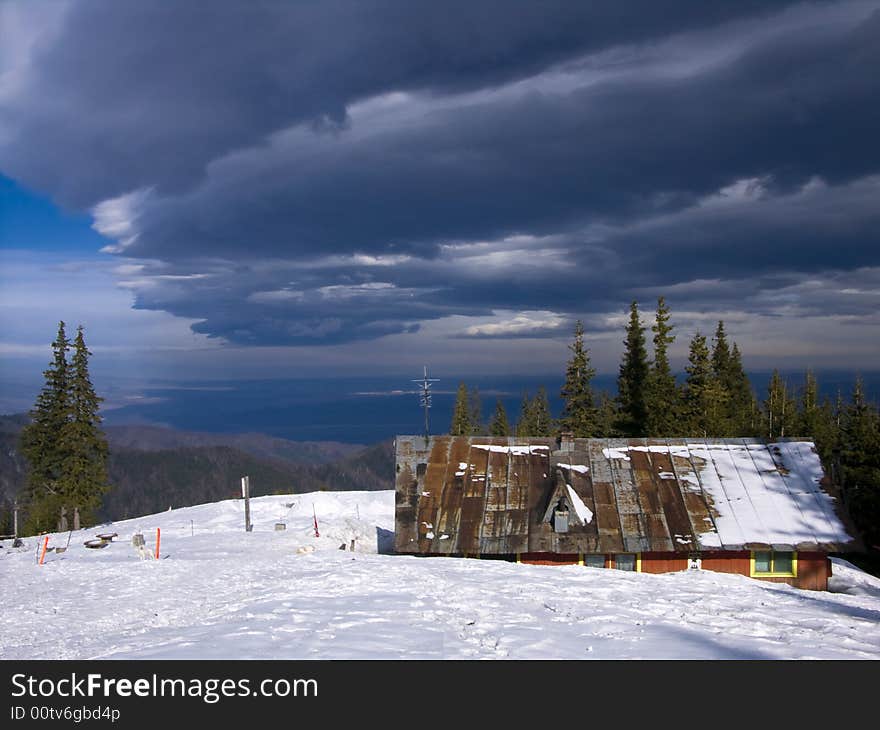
[413,365,439,442]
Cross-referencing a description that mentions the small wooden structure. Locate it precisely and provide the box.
[394,435,860,590]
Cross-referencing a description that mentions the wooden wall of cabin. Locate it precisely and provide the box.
[517,550,831,589]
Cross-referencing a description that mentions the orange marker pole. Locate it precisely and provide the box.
[155,527,161,560]
[39,535,49,565]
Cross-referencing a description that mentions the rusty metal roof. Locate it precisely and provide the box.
[394,436,859,555]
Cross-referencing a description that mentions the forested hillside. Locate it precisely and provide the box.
[0,415,393,531]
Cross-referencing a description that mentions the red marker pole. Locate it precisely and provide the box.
[155,527,161,560]
[38,535,49,566]
[312,505,320,538]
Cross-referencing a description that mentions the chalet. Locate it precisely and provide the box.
[393,435,861,590]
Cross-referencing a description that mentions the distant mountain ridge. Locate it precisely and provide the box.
[103,424,363,464]
[0,414,393,528]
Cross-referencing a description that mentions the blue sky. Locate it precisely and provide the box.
[1,1,879,418]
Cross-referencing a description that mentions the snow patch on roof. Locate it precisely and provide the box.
[472,444,549,455]
[566,485,593,524]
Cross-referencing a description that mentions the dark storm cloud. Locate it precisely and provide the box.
[105,3,880,263]
[2,1,879,347]
[0,0,804,207]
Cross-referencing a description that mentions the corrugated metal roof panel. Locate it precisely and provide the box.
[393,435,859,555]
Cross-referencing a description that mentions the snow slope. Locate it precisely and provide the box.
[2,491,879,660]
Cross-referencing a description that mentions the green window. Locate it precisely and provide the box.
[752,551,796,577]
[754,551,772,573]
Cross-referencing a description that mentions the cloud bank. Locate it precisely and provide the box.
[0,0,878,358]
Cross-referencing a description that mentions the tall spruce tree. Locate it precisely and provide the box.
[20,321,72,531]
[840,377,880,548]
[489,399,510,436]
[616,301,650,436]
[710,321,734,435]
[763,370,797,439]
[469,386,484,436]
[797,370,837,462]
[528,387,554,436]
[682,332,727,436]
[57,326,109,524]
[560,320,598,436]
[645,297,679,436]
[726,343,756,436]
[595,392,618,437]
[450,382,472,436]
[516,392,532,436]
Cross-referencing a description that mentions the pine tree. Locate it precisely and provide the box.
[797,370,838,465]
[710,321,732,382]
[840,377,880,548]
[559,320,598,436]
[20,321,71,532]
[516,392,532,437]
[489,399,510,436]
[682,332,727,436]
[726,343,756,436]
[450,382,472,436]
[596,391,619,438]
[763,370,797,439]
[529,387,554,436]
[798,369,821,437]
[710,321,737,435]
[616,301,649,436]
[645,297,679,436]
[57,326,110,524]
[469,386,484,436]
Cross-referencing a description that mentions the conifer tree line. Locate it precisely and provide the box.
[448,298,880,548]
[19,321,110,533]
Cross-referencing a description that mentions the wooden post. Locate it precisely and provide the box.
[241,476,252,532]
[73,507,80,532]
[13,500,18,539]
[155,528,161,559]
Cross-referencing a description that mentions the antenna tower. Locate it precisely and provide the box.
[412,365,439,441]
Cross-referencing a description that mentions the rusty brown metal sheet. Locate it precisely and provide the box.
[525,442,554,552]
[646,440,696,553]
[455,441,489,554]
[429,436,470,553]
[629,445,674,551]
[606,439,651,552]
[393,439,419,552]
[459,496,486,555]
[484,439,510,513]
[665,440,721,548]
[586,440,625,553]
[507,442,532,511]
[481,438,517,547]
[464,441,489,498]
[395,435,438,553]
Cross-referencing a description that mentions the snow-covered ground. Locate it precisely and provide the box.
[2,490,879,660]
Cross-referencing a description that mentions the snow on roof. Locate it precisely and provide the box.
[472,444,550,455]
[566,484,593,524]
[601,439,853,550]
[394,436,857,555]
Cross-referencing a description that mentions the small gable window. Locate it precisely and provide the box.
[552,498,570,533]
[751,551,797,577]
